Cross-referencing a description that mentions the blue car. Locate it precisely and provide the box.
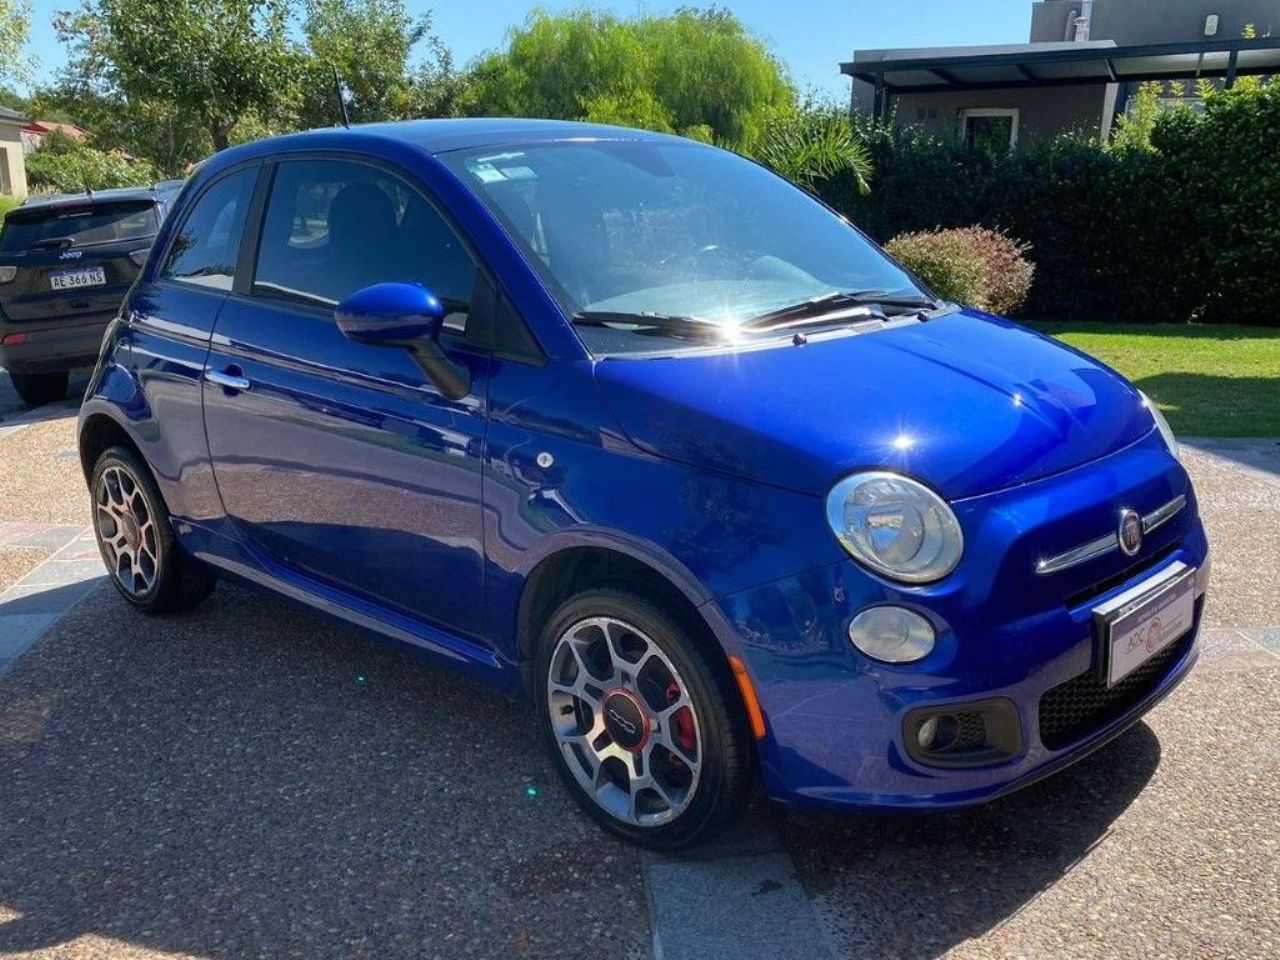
[78,120,1209,848]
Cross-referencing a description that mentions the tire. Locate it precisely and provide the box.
[535,588,753,850]
[10,371,69,407]
[90,445,216,614]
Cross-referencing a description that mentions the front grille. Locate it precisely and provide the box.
[1039,636,1189,750]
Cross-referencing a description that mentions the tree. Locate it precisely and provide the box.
[28,82,213,174]
[56,0,299,153]
[0,0,33,88]
[298,0,423,128]
[463,7,793,144]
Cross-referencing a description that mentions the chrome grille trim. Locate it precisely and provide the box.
[1141,494,1187,535]
[1035,494,1187,575]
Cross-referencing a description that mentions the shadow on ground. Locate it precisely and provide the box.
[0,583,648,960]
[780,723,1161,959]
[1135,372,1280,439]
[0,370,89,422]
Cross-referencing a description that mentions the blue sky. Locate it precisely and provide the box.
[20,0,1034,100]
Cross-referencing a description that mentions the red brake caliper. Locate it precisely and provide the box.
[665,682,696,754]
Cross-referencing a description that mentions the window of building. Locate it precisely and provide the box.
[959,108,1020,151]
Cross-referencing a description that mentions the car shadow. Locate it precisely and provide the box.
[0,583,649,960]
[778,722,1162,959]
[0,371,88,423]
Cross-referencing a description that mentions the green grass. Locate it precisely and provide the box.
[1028,321,1280,437]
[0,195,24,218]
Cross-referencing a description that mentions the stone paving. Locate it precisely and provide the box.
[0,364,1277,959]
[0,523,102,675]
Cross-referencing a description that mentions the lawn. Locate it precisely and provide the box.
[1029,321,1280,437]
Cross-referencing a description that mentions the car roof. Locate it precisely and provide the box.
[14,185,170,214]
[362,117,688,154]
[200,117,695,172]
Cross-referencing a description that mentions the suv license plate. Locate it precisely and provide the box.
[1093,563,1196,687]
[50,267,106,290]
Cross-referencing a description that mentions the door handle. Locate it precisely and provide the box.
[205,366,251,392]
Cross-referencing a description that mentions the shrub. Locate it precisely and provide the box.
[823,79,1280,326]
[886,227,1034,315]
[24,130,160,194]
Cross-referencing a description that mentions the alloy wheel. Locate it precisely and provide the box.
[95,464,160,598]
[547,616,702,827]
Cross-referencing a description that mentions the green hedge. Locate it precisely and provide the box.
[821,80,1280,325]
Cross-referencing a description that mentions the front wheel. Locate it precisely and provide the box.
[535,588,753,850]
[91,445,216,613]
[10,371,69,407]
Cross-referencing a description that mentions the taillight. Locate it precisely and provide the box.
[128,249,150,268]
[0,265,16,284]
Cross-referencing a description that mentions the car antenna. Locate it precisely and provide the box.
[78,155,94,199]
[331,63,351,129]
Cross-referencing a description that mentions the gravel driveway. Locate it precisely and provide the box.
[0,376,1276,959]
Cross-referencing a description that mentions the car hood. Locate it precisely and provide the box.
[592,310,1153,501]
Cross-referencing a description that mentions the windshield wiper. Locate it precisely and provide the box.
[740,289,940,332]
[572,310,728,341]
[32,237,76,250]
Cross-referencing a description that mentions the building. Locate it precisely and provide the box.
[0,106,29,196]
[20,120,89,154]
[844,1,1280,147]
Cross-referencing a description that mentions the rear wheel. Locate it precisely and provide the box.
[90,445,216,613]
[535,588,752,850]
[10,371,68,407]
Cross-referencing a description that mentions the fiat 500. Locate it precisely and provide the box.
[78,120,1209,848]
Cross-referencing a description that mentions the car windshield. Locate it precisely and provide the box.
[440,139,925,354]
[0,200,159,253]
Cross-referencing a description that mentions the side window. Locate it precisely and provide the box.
[253,159,477,332]
[161,168,257,291]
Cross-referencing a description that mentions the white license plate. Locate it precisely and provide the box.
[50,267,106,291]
[1093,564,1196,687]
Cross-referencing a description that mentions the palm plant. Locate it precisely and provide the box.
[745,105,872,194]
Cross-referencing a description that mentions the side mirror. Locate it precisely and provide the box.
[334,282,470,400]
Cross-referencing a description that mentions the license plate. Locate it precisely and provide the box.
[50,267,106,291]
[1093,563,1196,687]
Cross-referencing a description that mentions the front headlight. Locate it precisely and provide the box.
[1140,391,1180,462]
[825,472,963,584]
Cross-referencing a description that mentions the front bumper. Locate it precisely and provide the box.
[0,312,113,373]
[712,430,1209,811]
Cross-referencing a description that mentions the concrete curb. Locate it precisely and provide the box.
[641,803,836,960]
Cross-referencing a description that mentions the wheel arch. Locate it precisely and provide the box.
[514,542,753,726]
[78,409,144,482]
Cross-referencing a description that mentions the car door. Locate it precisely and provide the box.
[201,155,490,641]
[127,164,260,525]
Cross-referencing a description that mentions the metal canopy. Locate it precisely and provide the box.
[842,36,1280,95]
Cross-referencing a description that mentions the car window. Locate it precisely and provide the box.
[0,201,159,254]
[441,141,925,355]
[253,159,476,333]
[161,168,258,291]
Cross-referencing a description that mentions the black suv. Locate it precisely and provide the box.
[0,184,181,406]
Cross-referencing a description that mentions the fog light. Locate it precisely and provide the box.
[916,716,938,749]
[848,606,935,663]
